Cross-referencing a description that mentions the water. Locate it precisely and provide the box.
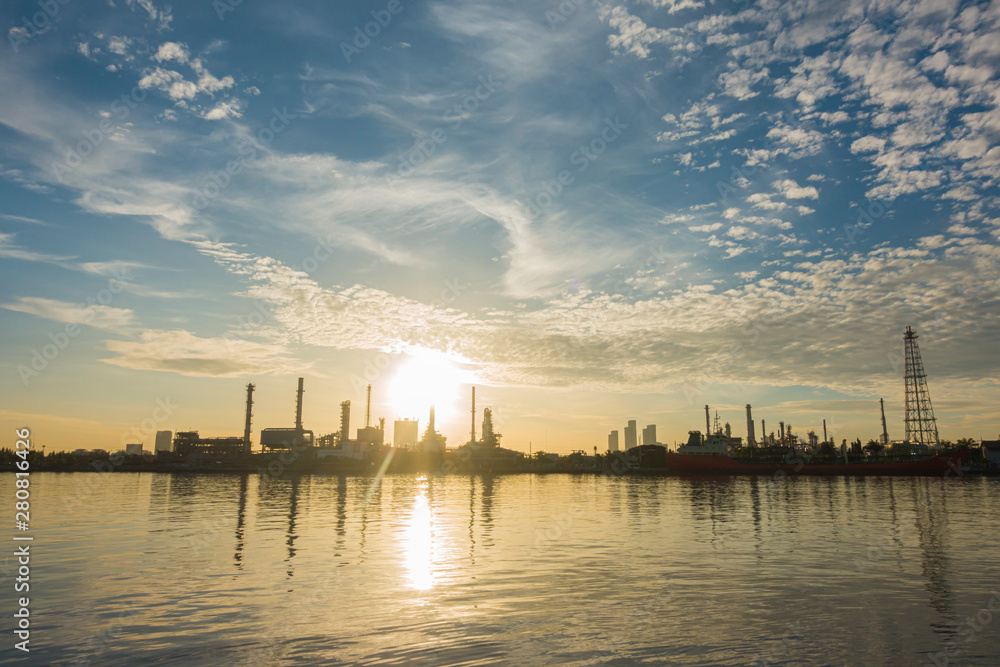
[2,472,999,665]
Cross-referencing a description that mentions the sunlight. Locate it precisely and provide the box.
[387,348,471,424]
[404,487,434,590]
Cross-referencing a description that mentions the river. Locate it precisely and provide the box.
[1,472,998,665]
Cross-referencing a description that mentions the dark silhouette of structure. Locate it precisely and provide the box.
[903,326,939,447]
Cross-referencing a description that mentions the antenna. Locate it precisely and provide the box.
[903,326,939,446]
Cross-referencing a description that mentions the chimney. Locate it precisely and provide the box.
[244,382,255,455]
[295,377,304,431]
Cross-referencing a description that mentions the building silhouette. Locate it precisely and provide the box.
[155,430,172,453]
[625,420,637,449]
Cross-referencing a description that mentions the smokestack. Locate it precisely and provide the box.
[295,377,304,431]
[471,386,476,444]
[365,384,372,428]
[429,405,436,433]
[746,404,755,447]
[762,419,766,445]
[823,419,828,444]
[780,421,785,446]
[244,383,255,455]
[705,405,711,437]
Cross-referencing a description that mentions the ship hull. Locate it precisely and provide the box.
[656,449,970,476]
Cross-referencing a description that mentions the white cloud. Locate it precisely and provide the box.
[103,330,296,377]
[640,0,704,13]
[201,100,243,120]
[125,0,172,30]
[599,6,673,59]
[851,136,885,153]
[773,179,819,200]
[0,233,73,263]
[2,297,135,330]
[107,35,132,57]
[154,42,190,64]
[719,66,770,100]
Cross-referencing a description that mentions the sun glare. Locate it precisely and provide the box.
[404,487,434,591]
[387,349,472,424]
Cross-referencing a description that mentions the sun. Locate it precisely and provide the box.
[387,349,474,426]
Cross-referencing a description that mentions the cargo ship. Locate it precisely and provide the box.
[658,429,971,477]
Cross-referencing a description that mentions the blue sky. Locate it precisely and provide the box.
[2,0,999,452]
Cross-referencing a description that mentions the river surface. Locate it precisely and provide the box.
[1,472,999,665]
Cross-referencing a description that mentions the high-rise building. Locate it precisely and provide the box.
[642,424,656,446]
[608,430,619,452]
[155,430,172,453]
[624,420,637,449]
[394,419,419,448]
[125,443,144,456]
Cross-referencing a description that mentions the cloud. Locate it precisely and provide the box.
[0,233,73,263]
[154,42,189,63]
[125,0,172,30]
[773,179,819,200]
[201,99,243,120]
[599,6,673,59]
[851,136,885,153]
[641,0,704,13]
[2,297,135,330]
[719,66,770,100]
[137,55,235,104]
[103,330,297,377]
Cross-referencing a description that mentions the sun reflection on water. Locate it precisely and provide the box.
[404,485,434,591]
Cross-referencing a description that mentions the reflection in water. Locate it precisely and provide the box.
[480,474,494,548]
[287,477,301,578]
[912,479,958,636]
[469,476,476,565]
[405,481,434,590]
[234,475,248,570]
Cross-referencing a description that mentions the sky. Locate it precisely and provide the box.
[1,0,999,453]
